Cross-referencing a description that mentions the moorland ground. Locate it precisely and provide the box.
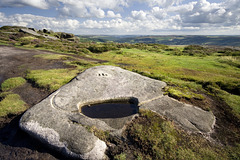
[0,26,239,159]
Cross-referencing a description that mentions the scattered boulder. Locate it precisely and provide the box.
[19,66,215,159]
[59,32,74,39]
[43,28,48,33]
[43,34,58,40]
[28,27,37,32]
[19,28,58,40]
[19,28,41,37]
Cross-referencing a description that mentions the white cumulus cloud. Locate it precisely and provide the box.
[178,0,239,25]
[0,0,240,35]
[131,10,147,20]
[0,0,50,9]
[107,11,121,18]
[0,12,80,32]
[57,0,126,18]
[135,0,183,7]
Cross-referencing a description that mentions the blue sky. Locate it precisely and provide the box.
[0,0,239,35]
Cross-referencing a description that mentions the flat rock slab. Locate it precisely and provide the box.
[20,66,215,159]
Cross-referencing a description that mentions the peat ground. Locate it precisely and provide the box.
[0,45,239,159]
[0,45,104,160]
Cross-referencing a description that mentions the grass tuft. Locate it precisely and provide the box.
[126,109,229,160]
[86,125,110,142]
[165,86,205,100]
[1,77,26,91]
[34,54,70,60]
[25,69,79,92]
[0,93,27,117]
[114,153,126,160]
[207,86,240,119]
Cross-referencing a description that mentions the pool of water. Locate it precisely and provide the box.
[0,75,4,85]
[81,102,139,119]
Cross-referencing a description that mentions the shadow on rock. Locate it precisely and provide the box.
[0,113,71,160]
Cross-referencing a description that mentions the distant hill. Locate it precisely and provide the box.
[77,35,240,46]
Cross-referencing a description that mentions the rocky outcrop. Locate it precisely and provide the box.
[19,28,41,37]
[19,28,58,40]
[59,32,74,39]
[19,66,215,159]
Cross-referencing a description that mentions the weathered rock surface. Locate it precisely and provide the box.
[19,28,58,40]
[20,65,215,159]
[19,28,41,36]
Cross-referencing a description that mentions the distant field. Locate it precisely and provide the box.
[77,35,240,46]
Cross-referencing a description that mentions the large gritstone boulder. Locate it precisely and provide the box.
[20,65,215,159]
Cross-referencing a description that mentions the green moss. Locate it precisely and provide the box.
[114,153,126,160]
[87,125,110,142]
[208,86,240,119]
[219,56,240,68]
[0,40,9,45]
[1,77,26,91]
[70,60,92,67]
[0,93,27,117]
[227,144,240,159]
[19,36,37,46]
[176,148,197,160]
[224,94,240,118]
[34,54,70,60]
[165,86,205,100]
[25,69,79,92]
[130,110,179,159]
[126,109,228,160]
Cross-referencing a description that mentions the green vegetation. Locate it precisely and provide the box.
[86,126,110,143]
[126,110,237,160]
[19,36,37,46]
[0,26,240,159]
[91,48,240,118]
[219,56,240,68]
[164,86,205,100]
[114,153,126,160]
[208,86,240,119]
[1,77,26,91]
[34,54,70,60]
[0,93,27,117]
[78,35,240,46]
[1,26,239,119]
[25,69,79,92]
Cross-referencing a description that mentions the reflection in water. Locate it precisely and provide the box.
[0,75,4,85]
[81,102,139,119]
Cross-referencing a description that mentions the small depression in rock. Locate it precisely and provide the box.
[0,75,4,85]
[81,100,139,119]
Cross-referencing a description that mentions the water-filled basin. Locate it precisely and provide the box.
[81,100,139,119]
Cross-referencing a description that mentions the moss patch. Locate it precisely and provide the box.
[125,109,229,160]
[0,93,27,117]
[114,153,126,160]
[165,86,205,100]
[86,125,110,143]
[208,86,240,119]
[34,54,70,60]
[25,69,79,92]
[1,77,26,91]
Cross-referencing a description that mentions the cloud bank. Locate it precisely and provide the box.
[0,0,239,34]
